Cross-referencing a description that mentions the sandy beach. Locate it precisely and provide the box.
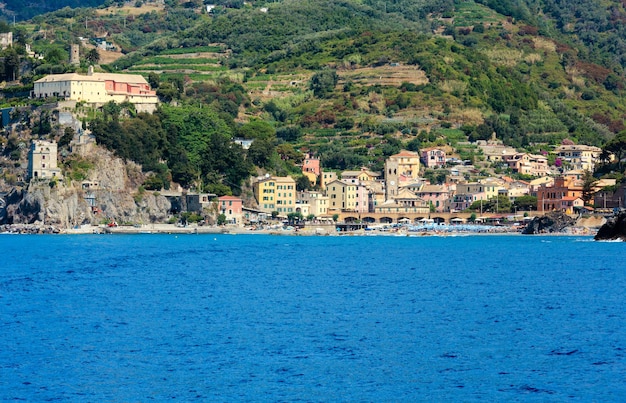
[55,223,598,237]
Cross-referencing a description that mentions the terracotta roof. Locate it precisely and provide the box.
[391,150,419,157]
[35,72,149,85]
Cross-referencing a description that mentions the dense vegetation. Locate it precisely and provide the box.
[0,0,106,21]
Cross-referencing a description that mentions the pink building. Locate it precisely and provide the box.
[421,147,446,168]
[414,184,452,212]
[218,195,243,225]
[105,79,156,97]
[302,154,321,176]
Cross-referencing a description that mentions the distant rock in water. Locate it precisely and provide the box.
[522,211,576,234]
[594,211,626,241]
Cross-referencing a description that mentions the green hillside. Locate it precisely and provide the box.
[3,0,626,194]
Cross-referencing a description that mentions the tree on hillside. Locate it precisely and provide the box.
[45,48,67,65]
[3,47,19,82]
[200,132,252,195]
[582,170,598,204]
[58,127,76,149]
[237,120,275,140]
[310,69,338,98]
[247,137,274,168]
[148,72,160,89]
[85,48,100,65]
[603,130,626,172]
[276,126,302,142]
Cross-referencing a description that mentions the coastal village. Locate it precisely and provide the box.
[0,37,624,235]
[7,66,621,235]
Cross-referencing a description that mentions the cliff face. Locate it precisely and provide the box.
[0,146,172,228]
[4,184,93,227]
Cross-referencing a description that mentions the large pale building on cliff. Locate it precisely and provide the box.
[33,68,158,112]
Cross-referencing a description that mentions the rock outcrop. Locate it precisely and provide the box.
[594,211,626,241]
[0,146,172,229]
[522,211,577,234]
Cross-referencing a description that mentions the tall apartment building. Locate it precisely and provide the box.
[253,175,296,214]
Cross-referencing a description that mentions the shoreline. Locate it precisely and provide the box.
[2,223,598,237]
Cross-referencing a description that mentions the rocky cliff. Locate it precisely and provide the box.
[594,211,626,241]
[0,146,172,229]
[522,211,577,234]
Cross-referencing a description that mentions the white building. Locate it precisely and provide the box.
[297,191,329,217]
[555,144,602,172]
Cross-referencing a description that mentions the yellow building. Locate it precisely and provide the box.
[341,168,380,183]
[297,191,329,217]
[33,69,158,112]
[320,171,338,190]
[253,175,296,214]
[456,182,503,200]
[326,180,358,211]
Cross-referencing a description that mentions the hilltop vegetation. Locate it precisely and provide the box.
[3,0,626,194]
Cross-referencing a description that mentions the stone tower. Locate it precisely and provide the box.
[384,158,399,200]
[28,140,62,180]
[70,44,80,66]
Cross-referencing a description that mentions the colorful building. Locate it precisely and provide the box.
[413,184,452,212]
[320,171,338,190]
[326,180,359,211]
[505,153,550,177]
[253,175,296,215]
[218,195,243,224]
[555,144,602,172]
[536,176,583,213]
[420,147,446,168]
[297,191,329,217]
[302,154,321,176]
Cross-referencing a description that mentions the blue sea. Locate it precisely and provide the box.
[1,234,625,401]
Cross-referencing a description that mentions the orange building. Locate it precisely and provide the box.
[536,176,583,213]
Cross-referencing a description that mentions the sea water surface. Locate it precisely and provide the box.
[1,234,625,401]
